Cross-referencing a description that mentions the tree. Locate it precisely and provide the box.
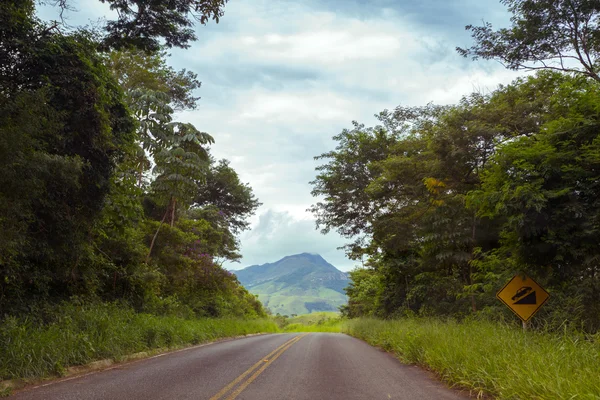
[457,0,600,82]
[309,118,403,257]
[146,123,214,261]
[193,159,261,235]
[341,267,383,318]
[470,72,600,330]
[0,5,135,311]
[1,0,268,322]
[311,74,583,319]
[105,49,201,111]
[48,0,229,51]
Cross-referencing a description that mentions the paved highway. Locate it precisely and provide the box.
[12,333,467,399]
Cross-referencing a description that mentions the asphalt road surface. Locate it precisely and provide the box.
[12,333,468,400]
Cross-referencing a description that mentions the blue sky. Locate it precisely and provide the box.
[38,0,522,271]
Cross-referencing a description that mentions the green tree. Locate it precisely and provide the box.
[470,72,600,330]
[105,49,201,111]
[458,0,600,82]
[194,159,262,235]
[0,4,135,311]
[48,0,229,51]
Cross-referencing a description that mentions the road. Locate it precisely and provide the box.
[12,333,467,400]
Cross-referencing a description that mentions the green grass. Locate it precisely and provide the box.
[251,282,347,316]
[343,318,600,399]
[283,312,344,332]
[6,305,598,399]
[0,302,278,383]
[286,312,340,325]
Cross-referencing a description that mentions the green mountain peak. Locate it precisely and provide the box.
[234,253,349,316]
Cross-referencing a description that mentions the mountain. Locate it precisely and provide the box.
[234,253,349,316]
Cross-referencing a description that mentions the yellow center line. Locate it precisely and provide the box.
[209,334,307,400]
[224,333,308,400]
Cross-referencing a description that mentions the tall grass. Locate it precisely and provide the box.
[343,318,600,399]
[283,312,344,332]
[0,302,278,382]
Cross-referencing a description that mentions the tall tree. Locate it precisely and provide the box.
[0,3,135,311]
[193,159,262,235]
[457,0,600,82]
[470,72,600,330]
[47,0,229,51]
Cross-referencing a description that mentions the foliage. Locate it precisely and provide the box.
[46,0,229,52]
[0,301,277,382]
[0,10,136,311]
[457,0,600,82]
[1,2,267,327]
[343,318,600,399]
[312,71,600,331]
[105,49,201,111]
[194,159,262,235]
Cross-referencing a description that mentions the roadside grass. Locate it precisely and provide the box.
[286,311,339,325]
[343,318,600,399]
[0,302,278,383]
[283,312,344,332]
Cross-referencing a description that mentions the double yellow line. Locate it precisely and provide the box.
[209,333,308,400]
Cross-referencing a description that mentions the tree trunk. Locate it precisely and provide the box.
[146,206,170,263]
[170,197,177,227]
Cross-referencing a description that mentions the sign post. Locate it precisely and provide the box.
[497,274,549,330]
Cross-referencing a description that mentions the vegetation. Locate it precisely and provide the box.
[273,313,600,398]
[283,312,343,332]
[235,253,348,316]
[0,0,270,385]
[0,302,277,382]
[311,0,600,333]
[457,0,600,82]
[343,318,600,399]
[1,0,265,320]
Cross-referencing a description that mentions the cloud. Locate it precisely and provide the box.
[37,0,522,271]
[225,210,355,271]
[168,0,523,271]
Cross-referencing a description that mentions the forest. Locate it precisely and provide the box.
[0,0,267,321]
[311,0,600,332]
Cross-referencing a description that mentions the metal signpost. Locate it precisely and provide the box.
[496,274,550,330]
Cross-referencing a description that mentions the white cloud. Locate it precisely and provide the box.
[225,210,356,271]
[169,0,521,270]
[37,0,520,271]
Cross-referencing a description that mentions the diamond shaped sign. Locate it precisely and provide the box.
[497,274,550,322]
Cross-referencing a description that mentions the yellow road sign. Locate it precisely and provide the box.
[497,275,549,322]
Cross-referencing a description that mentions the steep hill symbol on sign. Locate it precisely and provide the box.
[497,275,549,322]
[512,286,537,305]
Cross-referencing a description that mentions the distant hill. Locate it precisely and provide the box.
[234,253,349,316]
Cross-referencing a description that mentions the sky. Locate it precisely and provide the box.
[38,0,523,271]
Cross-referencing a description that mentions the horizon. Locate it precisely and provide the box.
[229,252,348,272]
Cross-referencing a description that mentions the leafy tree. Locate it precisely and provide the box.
[150,122,214,227]
[0,5,135,311]
[340,267,383,318]
[47,0,229,51]
[470,72,600,330]
[105,49,201,111]
[312,72,600,323]
[309,117,404,257]
[1,1,267,322]
[194,159,262,235]
[458,0,600,82]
